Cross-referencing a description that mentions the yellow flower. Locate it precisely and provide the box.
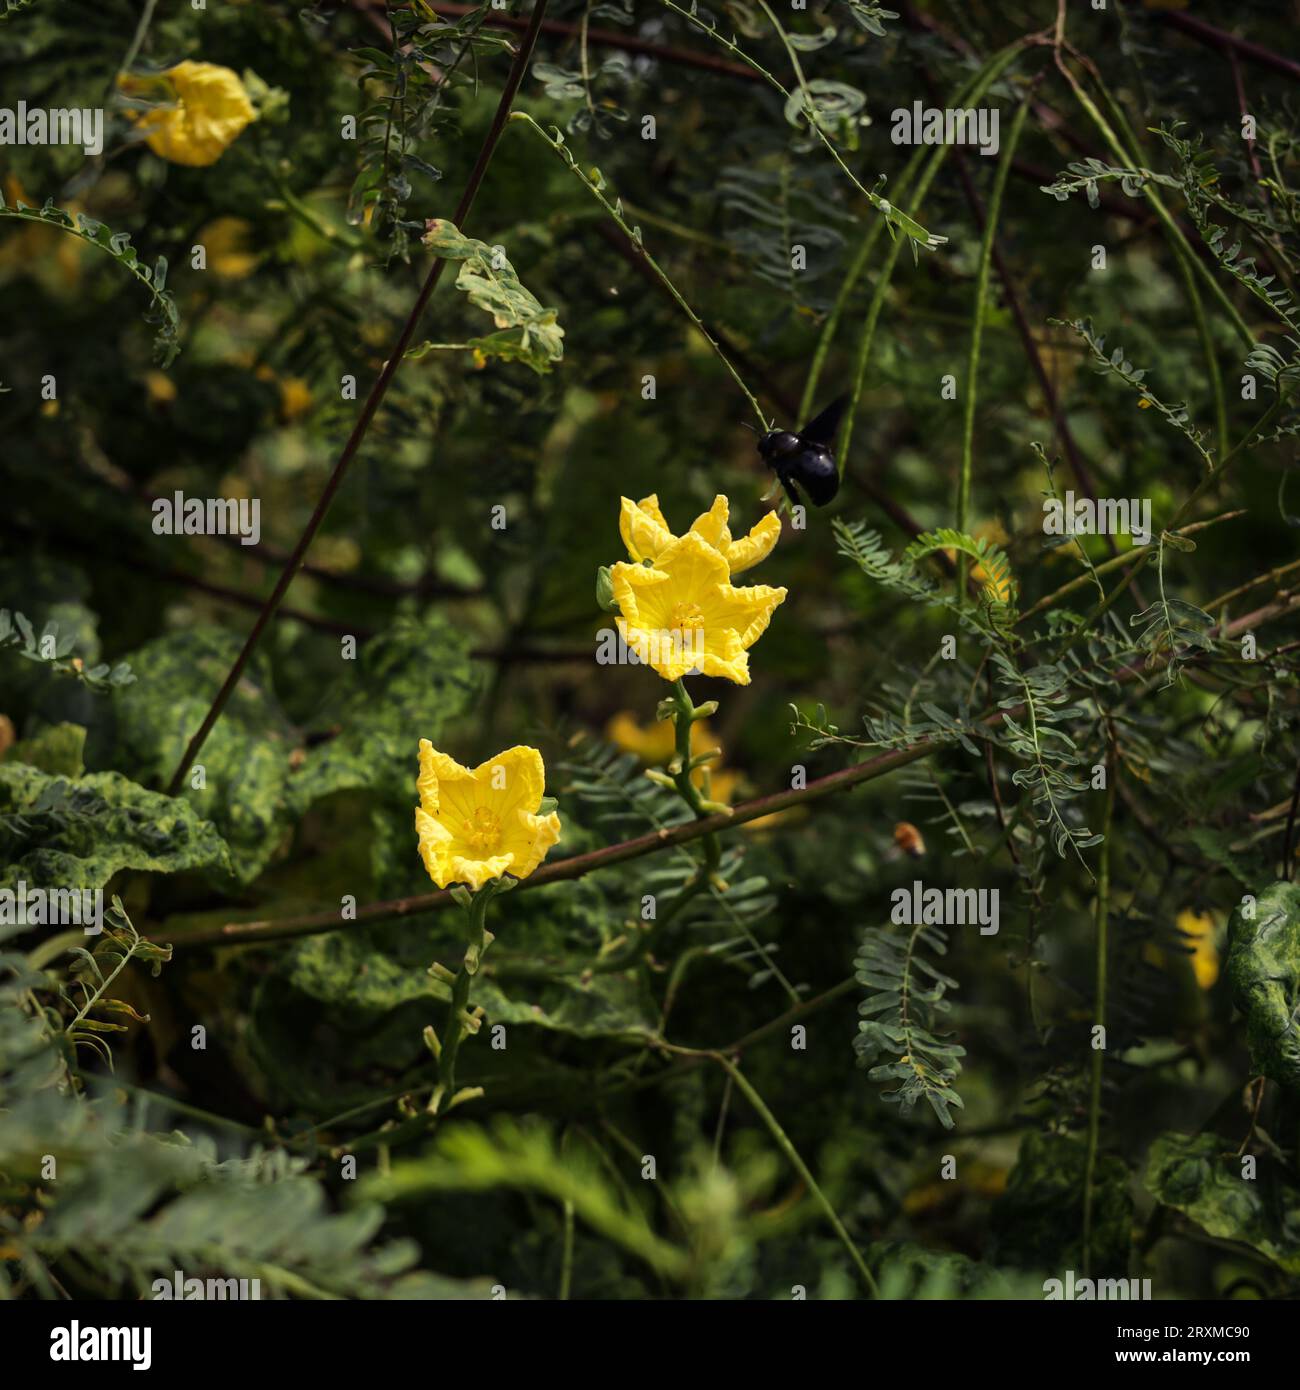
[119,62,256,167]
[620,494,781,576]
[278,377,313,422]
[1176,909,1220,990]
[415,740,561,891]
[611,531,785,686]
[144,370,177,404]
[197,216,258,277]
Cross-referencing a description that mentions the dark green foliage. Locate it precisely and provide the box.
[993,1132,1133,1279]
[1146,1132,1300,1275]
[1226,881,1300,1091]
[3,0,1300,1306]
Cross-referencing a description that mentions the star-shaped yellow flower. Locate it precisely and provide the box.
[415,741,561,891]
[611,531,786,685]
[119,62,256,167]
[620,494,781,576]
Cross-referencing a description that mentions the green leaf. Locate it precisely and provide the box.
[1146,1131,1300,1273]
[112,628,295,885]
[417,219,565,373]
[8,721,87,777]
[290,611,478,810]
[1226,880,1300,1090]
[359,1116,689,1281]
[0,762,230,892]
[992,1132,1133,1276]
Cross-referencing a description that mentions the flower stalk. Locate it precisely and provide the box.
[424,876,514,1115]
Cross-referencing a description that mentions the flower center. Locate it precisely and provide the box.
[668,601,705,632]
[464,805,502,853]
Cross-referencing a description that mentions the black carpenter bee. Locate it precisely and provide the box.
[758,395,846,508]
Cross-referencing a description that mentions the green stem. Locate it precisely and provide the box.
[957,92,1033,600]
[707,1051,880,1298]
[839,40,1032,468]
[509,112,769,429]
[428,884,498,1114]
[659,0,941,253]
[1082,741,1116,1278]
[1060,60,1240,451]
[1058,395,1284,656]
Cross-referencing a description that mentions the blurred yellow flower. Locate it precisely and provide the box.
[620,494,781,576]
[278,376,312,421]
[415,740,561,891]
[944,519,1012,603]
[1176,908,1220,990]
[119,62,256,167]
[144,370,177,404]
[198,216,258,277]
[611,531,785,685]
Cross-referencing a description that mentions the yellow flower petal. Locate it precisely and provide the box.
[619,495,674,563]
[723,511,781,576]
[688,495,730,549]
[617,492,781,576]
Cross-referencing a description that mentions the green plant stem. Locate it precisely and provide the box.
[663,1045,879,1297]
[510,112,769,429]
[1058,395,1285,656]
[428,885,497,1114]
[1017,509,1244,622]
[1058,56,1242,452]
[839,39,1032,468]
[957,91,1033,600]
[658,0,942,253]
[1082,742,1116,1278]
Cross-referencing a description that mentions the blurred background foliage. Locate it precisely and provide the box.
[2,0,1300,1299]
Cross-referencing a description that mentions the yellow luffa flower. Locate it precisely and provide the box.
[415,740,561,891]
[197,216,258,277]
[1175,909,1220,990]
[620,494,781,576]
[120,62,256,167]
[611,531,786,685]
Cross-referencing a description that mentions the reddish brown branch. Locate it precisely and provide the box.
[163,0,554,797]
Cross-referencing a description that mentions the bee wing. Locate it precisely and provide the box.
[798,394,848,448]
